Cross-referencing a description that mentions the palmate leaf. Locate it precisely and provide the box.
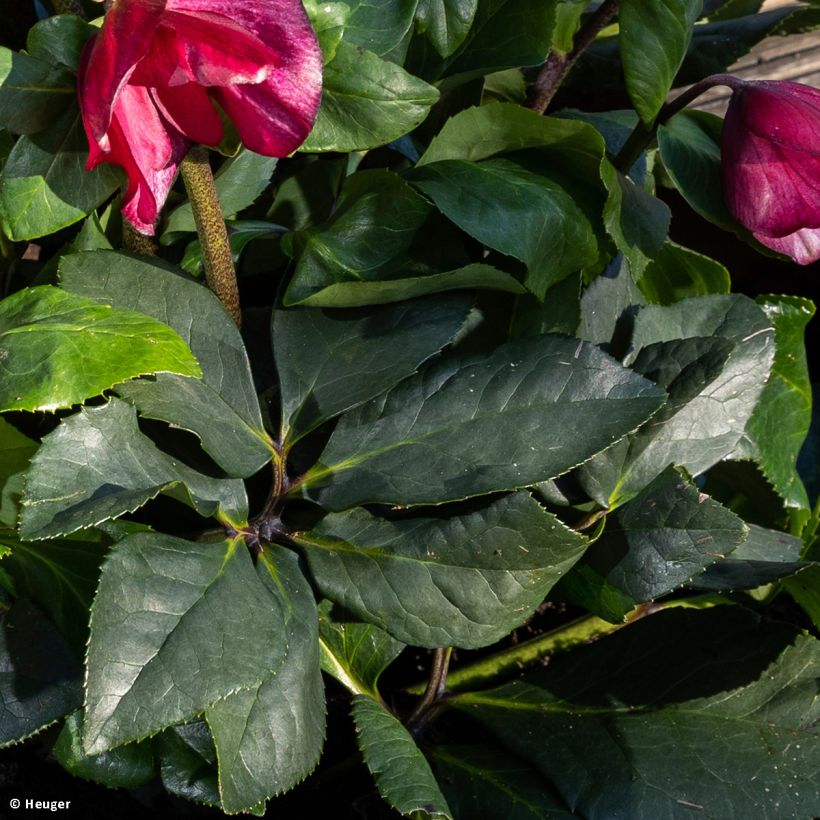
[60,251,274,478]
[0,286,200,413]
[274,293,471,446]
[353,695,452,820]
[83,533,291,755]
[206,548,325,814]
[300,334,666,510]
[561,466,748,622]
[20,398,248,540]
[456,607,820,819]
[297,493,587,648]
[0,598,82,747]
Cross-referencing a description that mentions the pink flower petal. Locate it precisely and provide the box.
[129,11,282,88]
[151,84,223,147]
[754,226,820,266]
[79,0,167,147]
[87,85,187,235]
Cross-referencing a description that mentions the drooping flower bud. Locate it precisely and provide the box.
[722,79,820,266]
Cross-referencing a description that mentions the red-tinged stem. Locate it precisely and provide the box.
[613,73,745,173]
[528,0,620,114]
[406,647,452,734]
[179,146,242,327]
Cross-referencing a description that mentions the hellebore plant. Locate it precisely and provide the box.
[1,2,820,818]
[722,79,820,265]
[78,0,322,235]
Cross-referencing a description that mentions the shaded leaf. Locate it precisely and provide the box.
[20,398,248,541]
[156,720,221,808]
[690,523,807,591]
[206,548,326,813]
[456,607,820,819]
[53,711,155,789]
[408,157,598,298]
[0,285,200,413]
[353,694,452,819]
[274,293,471,446]
[302,334,666,510]
[0,105,122,241]
[318,600,405,698]
[297,493,588,648]
[562,467,747,622]
[0,418,37,529]
[0,598,82,747]
[83,533,289,755]
[430,744,574,819]
[637,240,730,304]
[416,0,479,57]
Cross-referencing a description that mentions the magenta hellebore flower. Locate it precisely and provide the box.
[722,79,820,265]
[78,0,323,234]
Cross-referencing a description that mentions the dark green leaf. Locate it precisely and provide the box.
[302,334,666,509]
[61,251,274,478]
[734,296,815,511]
[784,566,820,630]
[302,41,438,152]
[83,533,289,755]
[0,598,82,747]
[601,162,670,277]
[441,0,557,83]
[620,0,702,123]
[580,295,774,507]
[297,493,588,648]
[416,0,479,57]
[20,399,248,540]
[26,15,95,71]
[657,109,737,232]
[275,294,471,446]
[690,523,807,591]
[53,711,155,789]
[0,285,201,413]
[456,607,820,819]
[510,274,582,340]
[637,240,730,304]
[562,467,747,622]
[342,0,417,56]
[156,721,221,808]
[0,105,122,240]
[408,157,598,298]
[162,149,277,242]
[0,529,107,653]
[353,694,452,819]
[205,548,325,814]
[0,418,37,529]
[318,600,405,698]
[430,744,574,819]
[0,47,74,134]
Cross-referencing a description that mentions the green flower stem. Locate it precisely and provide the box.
[614,73,743,173]
[52,0,85,15]
[528,0,620,114]
[122,222,158,257]
[410,596,728,695]
[179,146,242,327]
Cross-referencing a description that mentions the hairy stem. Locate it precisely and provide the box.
[179,146,241,326]
[614,73,743,173]
[122,222,158,256]
[406,647,452,733]
[528,0,620,114]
